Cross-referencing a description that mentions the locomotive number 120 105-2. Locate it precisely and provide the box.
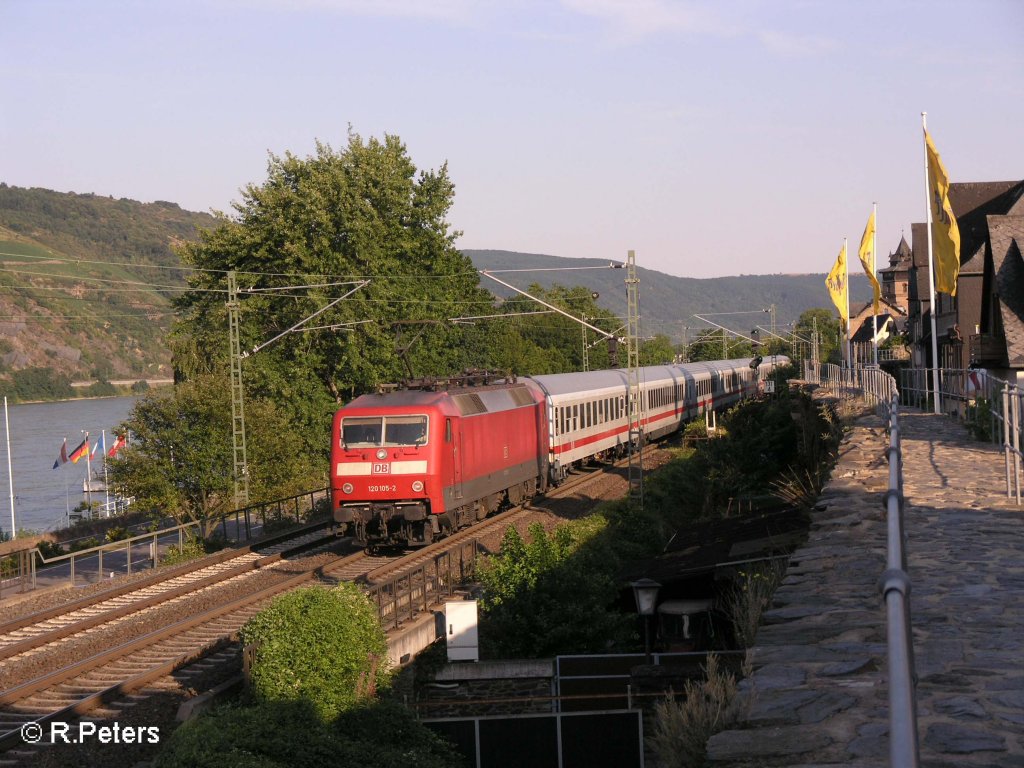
[368,484,398,493]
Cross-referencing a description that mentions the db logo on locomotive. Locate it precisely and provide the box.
[371,463,391,474]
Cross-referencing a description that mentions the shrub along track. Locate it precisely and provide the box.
[0,451,670,765]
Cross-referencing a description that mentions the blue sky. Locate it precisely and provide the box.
[2,0,1022,278]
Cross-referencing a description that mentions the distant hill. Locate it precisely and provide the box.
[464,249,871,342]
[0,184,216,382]
[0,185,868,386]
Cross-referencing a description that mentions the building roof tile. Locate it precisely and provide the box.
[986,215,1024,366]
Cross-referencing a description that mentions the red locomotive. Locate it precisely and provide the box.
[331,374,548,549]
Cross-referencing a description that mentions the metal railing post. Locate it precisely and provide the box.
[1012,386,1021,505]
[1004,385,1013,500]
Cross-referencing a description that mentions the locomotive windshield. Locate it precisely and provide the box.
[342,415,428,447]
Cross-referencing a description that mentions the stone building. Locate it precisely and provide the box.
[879,235,913,310]
[846,237,911,365]
[974,214,1024,384]
[905,179,1024,379]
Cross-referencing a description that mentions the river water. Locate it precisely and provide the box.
[0,396,138,536]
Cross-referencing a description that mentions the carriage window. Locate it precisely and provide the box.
[383,415,428,446]
[343,417,382,448]
[572,404,579,431]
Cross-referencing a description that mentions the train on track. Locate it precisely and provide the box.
[331,356,789,549]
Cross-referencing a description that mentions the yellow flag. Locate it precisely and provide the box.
[925,129,961,296]
[858,209,881,315]
[826,241,848,327]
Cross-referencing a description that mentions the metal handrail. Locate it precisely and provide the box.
[879,398,920,767]
[814,363,899,416]
[0,487,328,594]
[897,367,1022,504]
[805,363,920,765]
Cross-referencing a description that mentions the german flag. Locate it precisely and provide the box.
[68,437,89,464]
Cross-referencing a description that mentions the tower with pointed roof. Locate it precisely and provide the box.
[879,235,912,313]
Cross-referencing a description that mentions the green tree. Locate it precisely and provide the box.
[171,133,495,441]
[240,584,390,720]
[686,330,751,362]
[640,333,676,365]
[9,366,74,401]
[794,308,842,364]
[107,375,319,535]
[478,522,636,657]
[480,283,619,374]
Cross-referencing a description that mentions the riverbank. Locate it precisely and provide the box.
[71,378,174,389]
[8,379,172,406]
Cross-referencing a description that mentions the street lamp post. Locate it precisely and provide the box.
[631,577,661,665]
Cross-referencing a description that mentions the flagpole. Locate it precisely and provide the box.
[845,237,851,368]
[922,112,942,414]
[4,397,14,539]
[102,429,109,517]
[84,431,92,511]
[872,202,879,367]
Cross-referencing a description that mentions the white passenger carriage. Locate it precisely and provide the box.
[531,368,633,483]
[530,357,787,484]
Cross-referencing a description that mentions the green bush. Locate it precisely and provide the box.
[967,397,993,442]
[160,535,208,566]
[649,654,744,768]
[105,526,129,542]
[154,699,464,768]
[681,418,708,447]
[478,521,637,658]
[68,536,101,552]
[84,379,118,397]
[240,584,390,720]
[9,366,75,401]
[36,539,65,560]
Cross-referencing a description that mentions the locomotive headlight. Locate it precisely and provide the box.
[342,483,354,494]
[412,480,424,493]
[376,449,387,460]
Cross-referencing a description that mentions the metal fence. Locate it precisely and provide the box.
[811,362,899,415]
[898,368,1022,505]
[367,540,478,631]
[0,487,328,596]
[423,709,644,768]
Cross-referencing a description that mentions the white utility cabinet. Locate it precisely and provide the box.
[445,599,479,662]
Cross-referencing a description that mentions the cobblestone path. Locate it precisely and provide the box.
[706,407,1023,767]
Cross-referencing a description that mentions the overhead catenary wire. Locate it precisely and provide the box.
[0,248,486,281]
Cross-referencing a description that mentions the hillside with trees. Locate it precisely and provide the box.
[466,249,873,342]
[0,185,217,396]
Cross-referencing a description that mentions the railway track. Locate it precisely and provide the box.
[0,523,339,665]
[0,456,646,762]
